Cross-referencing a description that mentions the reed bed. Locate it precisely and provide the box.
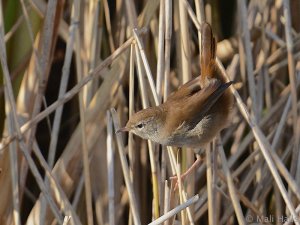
[0,0,299,224]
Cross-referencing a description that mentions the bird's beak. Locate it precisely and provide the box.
[116,127,130,133]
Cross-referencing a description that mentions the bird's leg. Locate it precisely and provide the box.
[170,154,203,190]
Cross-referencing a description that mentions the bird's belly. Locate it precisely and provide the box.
[165,114,228,148]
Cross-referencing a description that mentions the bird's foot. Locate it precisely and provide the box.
[169,156,203,190]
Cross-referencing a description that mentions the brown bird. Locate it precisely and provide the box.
[118,22,233,156]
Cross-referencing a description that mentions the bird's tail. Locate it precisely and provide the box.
[200,22,216,79]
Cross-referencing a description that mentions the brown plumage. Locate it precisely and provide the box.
[118,22,233,153]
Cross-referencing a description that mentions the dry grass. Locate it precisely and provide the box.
[0,0,300,224]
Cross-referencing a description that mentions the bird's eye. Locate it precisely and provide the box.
[136,123,144,129]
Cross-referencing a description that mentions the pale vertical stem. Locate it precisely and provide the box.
[26,0,58,149]
[83,1,91,103]
[39,4,81,217]
[48,1,78,169]
[181,190,195,225]
[8,126,21,225]
[134,44,149,108]
[212,142,219,222]
[163,181,170,225]
[206,146,216,225]
[82,1,100,105]
[123,0,138,27]
[134,43,159,218]
[218,141,247,225]
[0,4,63,222]
[166,148,198,222]
[19,0,42,76]
[75,7,94,225]
[283,0,299,185]
[19,0,59,200]
[111,109,141,225]
[237,0,258,120]
[161,147,167,214]
[77,93,94,225]
[295,68,300,186]
[167,147,177,175]
[148,140,160,219]
[195,0,205,65]
[178,0,191,83]
[181,0,202,32]
[133,29,159,104]
[175,162,185,225]
[2,4,22,217]
[107,111,115,225]
[195,0,205,22]
[128,44,135,180]
[87,1,101,103]
[164,0,172,100]
[127,44,135,224]
[156,0,165,102]
[178,2,192,215]
[3,49,21,224]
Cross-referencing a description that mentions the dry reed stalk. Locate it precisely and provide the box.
[163,181,170,225]
[175,162,185,224]
[33,9,77,222]
[74,2,94,224]
[194,0,205,70]
[25,0,62,151]
[156,0,165,102]
[237,0,258,119]
[206,145,216,225]
[128,44,135,224]
[283,1,300,197]
[106,111,115,225]
[47,0,78,170]
[128,44,135,181]
[76,34,94,225]
[111,108,141,225]
[1,3,22,220]
[0,30,146,151]
[218,140,246,225]
[133,40,160,218]
[0,6,65,225]
[149,195,199,225]
[19,1,64,207]
[163,0,172,99]
[31,142,81,224]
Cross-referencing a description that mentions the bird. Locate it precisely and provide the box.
[117,22,233,155]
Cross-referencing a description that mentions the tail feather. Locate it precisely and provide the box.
[200,23,216,78]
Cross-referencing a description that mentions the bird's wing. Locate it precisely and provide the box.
[167,80,232,132]
[167,76,201,101]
